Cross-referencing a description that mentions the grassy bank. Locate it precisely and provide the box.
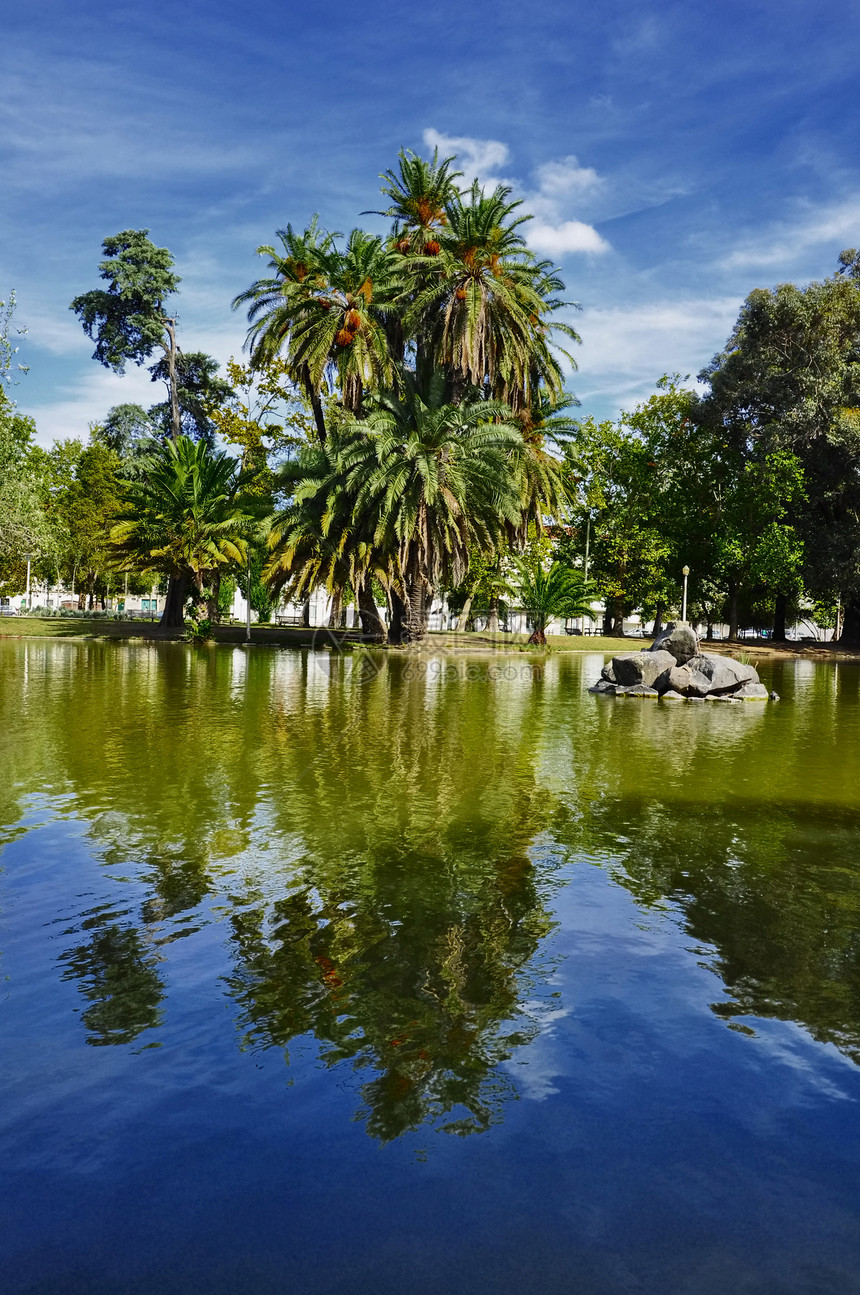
[1,616,857,659]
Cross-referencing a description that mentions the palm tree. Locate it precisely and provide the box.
[265,443,389,641]
[341,371,525,643]
[233,224,402,438]
[231,218,335,441]
[404,182,579,411]
[512,558,593,645]
[375,148,461,255]
[110,436,255,628]
[373,148,461,369]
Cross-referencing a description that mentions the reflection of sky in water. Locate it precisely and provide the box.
[2,640,860,1293]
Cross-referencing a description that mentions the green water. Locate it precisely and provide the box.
[2,639,860,1292]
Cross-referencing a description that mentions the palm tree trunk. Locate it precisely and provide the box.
[487,595,499,633]
[302,368,327,443]
[455,593,473,632]
[388,590,407,645]
[207,570,221,624]
[161,573,188,629]
[302,596,311,629]
[328,588,342,628]
[357,578,386,642]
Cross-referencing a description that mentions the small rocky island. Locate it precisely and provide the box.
[589,622,771,702]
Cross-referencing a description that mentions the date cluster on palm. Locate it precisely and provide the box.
[589,623,770,701]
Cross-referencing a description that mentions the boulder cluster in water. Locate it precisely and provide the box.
[589,623,771,702]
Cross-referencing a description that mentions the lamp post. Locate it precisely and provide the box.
[245,550,252,644]
[681,565,690,623]
[25,555,32,611]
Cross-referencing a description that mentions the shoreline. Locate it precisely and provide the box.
[2,616,859,660]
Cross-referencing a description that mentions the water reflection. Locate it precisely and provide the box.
[3,640,860,1140]
[1,642,563,1138]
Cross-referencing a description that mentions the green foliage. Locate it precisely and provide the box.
[1,289,29,387]
[110,436,256,595]
[147,350,234,446]
[700,262,860,620]
[237,543,278,623]
[70,229,180,373]
[91,404,157,458]
[511,557,593,644]
[0,390,47,590]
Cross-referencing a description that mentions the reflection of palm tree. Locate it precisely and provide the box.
[222,654,561,1140]
[59,923,164,1047]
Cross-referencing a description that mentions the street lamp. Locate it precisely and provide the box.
[245,549,252,644]
[681,565,690,623]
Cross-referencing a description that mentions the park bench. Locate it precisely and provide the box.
[276,614,305,627]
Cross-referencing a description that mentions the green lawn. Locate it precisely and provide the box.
[0,616,763,658]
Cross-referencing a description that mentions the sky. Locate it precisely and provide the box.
[3,0,860,446]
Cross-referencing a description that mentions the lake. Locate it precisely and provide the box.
[2,638,860,1294]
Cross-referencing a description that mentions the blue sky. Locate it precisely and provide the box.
[4,0,860,444]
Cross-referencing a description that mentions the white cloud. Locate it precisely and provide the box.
[572,297,742,413]
[533,156,602,198]
[528,220,610,256]
[421,130,610,257]
[422,128,511,185]
[23,367,162,447]
[721,196,860,271]
[24,309,250,447]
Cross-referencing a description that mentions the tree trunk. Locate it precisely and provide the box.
[602,604,612,636]
[301,596,311,629]
[302,368,327,443]
[357,578,386,642]
[161,573,188,629]
[402,548,429,644]
[652,602,665,636]
[773,592,788,641]
[328,588,342,629]
[454,593,473,632]
[388,590,407,645]
[207,570,221,624]
[487,595,500,633]
[164,318,181,443]
[839,598,860,646]
[727,583,739,640]
[528,620,547,646]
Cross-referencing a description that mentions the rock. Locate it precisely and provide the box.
[687,696,705,703]
[654,662,694,695]
[685,653,758,697]
[612,649,676,688]
[648,621,699,664]
[660,690,685,702]
[617,683,658,698]
[600,659,616,683]
[588,679,616,694]
[735,681,769,701]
